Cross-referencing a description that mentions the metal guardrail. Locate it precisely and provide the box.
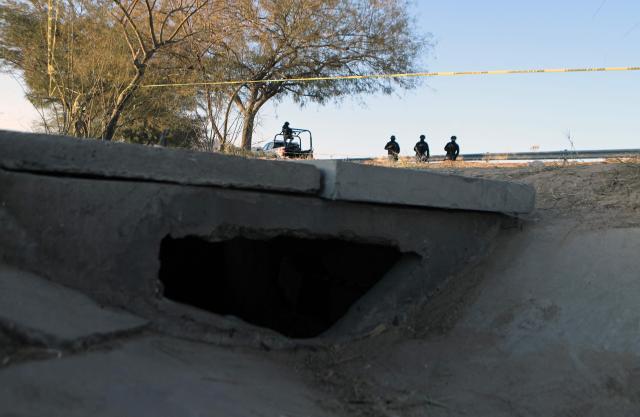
[457,149,640,161]
[340,149,640,162]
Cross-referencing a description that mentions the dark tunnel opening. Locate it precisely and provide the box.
[158,235,402,338]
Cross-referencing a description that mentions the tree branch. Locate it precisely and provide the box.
[164,0,209,44]
[112,0,148,57]
[143,0,159,48]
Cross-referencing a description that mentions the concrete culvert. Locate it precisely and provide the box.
[158,235,403,338]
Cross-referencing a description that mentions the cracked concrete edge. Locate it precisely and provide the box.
[0,266,149,347]
[301,159,536,214]
[0,316,148,354]
[0,130,322,194]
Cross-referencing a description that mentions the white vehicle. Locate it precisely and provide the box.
[268,128,314,159]
[253,140,291,158]
[260,140,293,157]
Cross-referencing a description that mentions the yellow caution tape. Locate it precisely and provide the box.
[141,66,640,88]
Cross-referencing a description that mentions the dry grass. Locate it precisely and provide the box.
[610,156,640,167]
[363,156,596,171]
[365,157,640,226]
[215,144,282,160]
[302,337,451,417]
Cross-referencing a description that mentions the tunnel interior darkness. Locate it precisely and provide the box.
[159,235,402,338]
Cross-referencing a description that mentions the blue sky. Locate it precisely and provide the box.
[1,0,638,157]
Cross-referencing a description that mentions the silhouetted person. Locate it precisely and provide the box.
[414,134,430,162]
[282,121,293,141]
[384,135,400,161]
[444,136,460,161]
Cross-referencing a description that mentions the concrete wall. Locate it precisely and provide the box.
[0,131,530,344]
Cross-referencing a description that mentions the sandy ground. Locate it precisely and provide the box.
[293,160,640,417]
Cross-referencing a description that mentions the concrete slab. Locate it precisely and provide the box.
[0,130,321,195]
[302,160,536,214]
[0,266,147,343]
[0,168,502,340]
[0,336,339,417]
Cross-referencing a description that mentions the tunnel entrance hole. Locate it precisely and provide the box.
[159,235,402,338]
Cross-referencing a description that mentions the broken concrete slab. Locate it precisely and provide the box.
[302,160,536,214]
[0,168,503,341]
[0,130,321,195]
[0,266,147,344]
[0,131,524,343]
[0,335,340,417]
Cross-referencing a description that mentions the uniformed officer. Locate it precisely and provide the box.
[444,136,460,161]
[414,135,430,162]
[384,135,400,161]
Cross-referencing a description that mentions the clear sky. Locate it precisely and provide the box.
[1,0,638,158]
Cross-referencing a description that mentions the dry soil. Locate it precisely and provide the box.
[294,160,640,417]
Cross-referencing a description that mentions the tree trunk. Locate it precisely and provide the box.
[239,88,276,150]
[240,109,256,150]
[101,65,146,141]
[205,87,223,148]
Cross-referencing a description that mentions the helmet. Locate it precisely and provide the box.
[284,122,290,126]
[390,135,396,141]
[420,135,425,140]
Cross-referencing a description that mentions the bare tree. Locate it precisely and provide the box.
[3,0,428,149]
[170,2,250,150]
[218,0,429,149]
[1,0,126,136]
[102,0,211,140]
[1,0,204,142]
